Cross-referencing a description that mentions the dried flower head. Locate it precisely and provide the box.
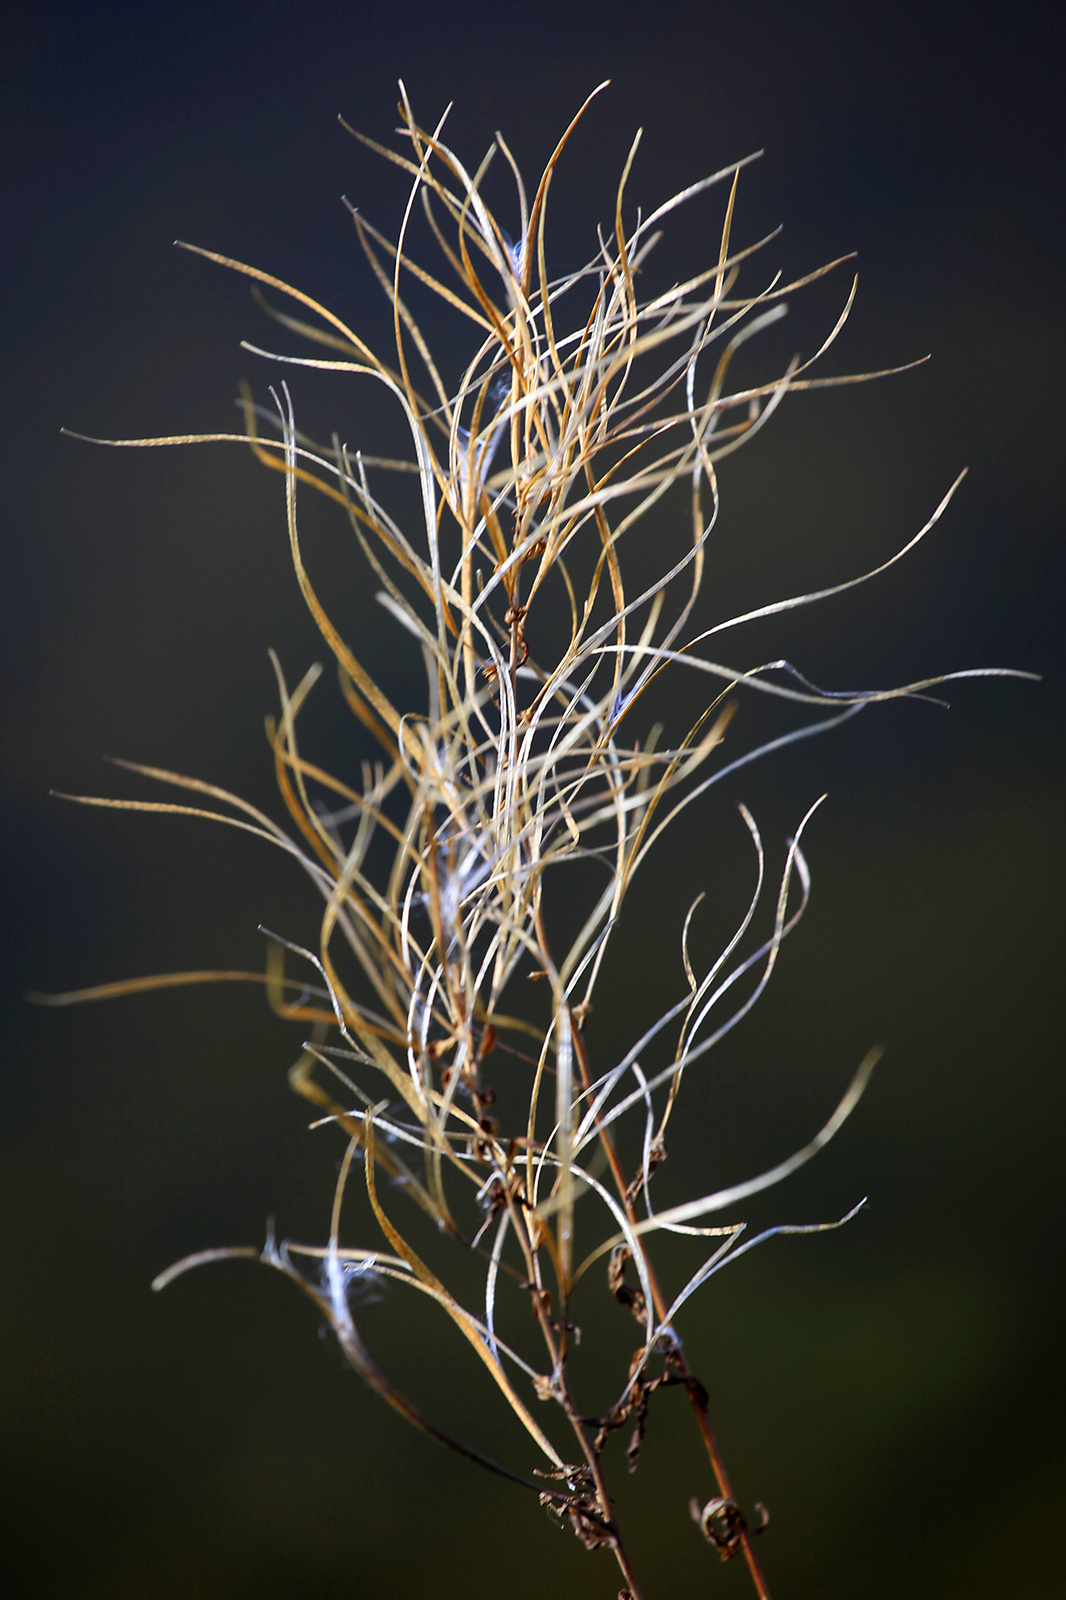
[48,84,1029,1599]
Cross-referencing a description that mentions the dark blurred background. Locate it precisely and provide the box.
[2,3,1063,1596]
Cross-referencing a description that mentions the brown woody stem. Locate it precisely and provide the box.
[569,1018,773,1600]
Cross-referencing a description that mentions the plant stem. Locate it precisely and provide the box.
[569,1406,647,1600]
[570,1018,773,1600]
[508,1190,646,1600]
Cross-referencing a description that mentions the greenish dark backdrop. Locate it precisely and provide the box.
[3,4,1062,1596]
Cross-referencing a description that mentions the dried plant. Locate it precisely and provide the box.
[45,85,1029,1599]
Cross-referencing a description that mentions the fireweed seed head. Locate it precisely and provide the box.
[48,84,1034,1599]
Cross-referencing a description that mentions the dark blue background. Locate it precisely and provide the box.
[3,4,1063,1596]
